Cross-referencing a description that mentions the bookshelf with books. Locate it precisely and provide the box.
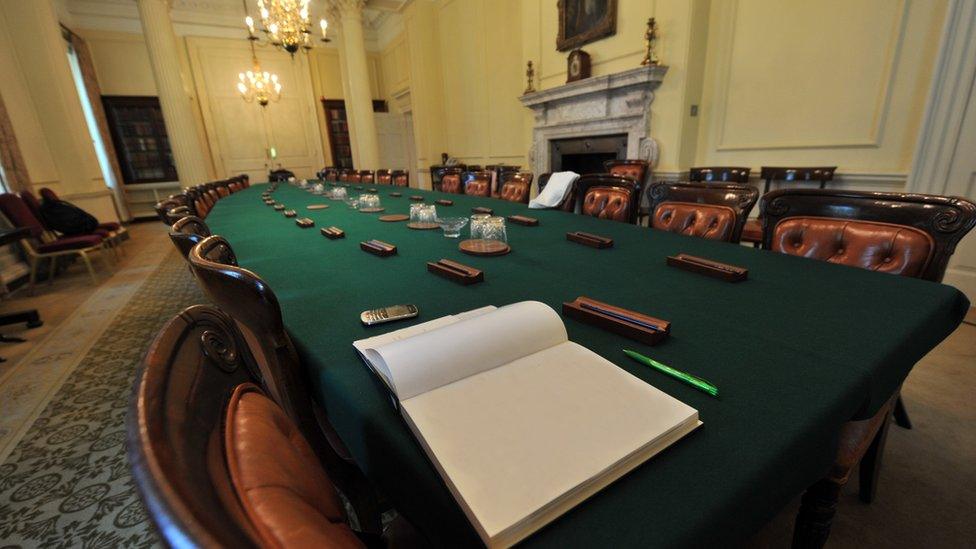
[322,99,353,169]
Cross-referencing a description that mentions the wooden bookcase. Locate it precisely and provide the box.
[101,96,178,184]
[322,99,353,169]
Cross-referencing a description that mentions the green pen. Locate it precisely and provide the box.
[623,349,719,398]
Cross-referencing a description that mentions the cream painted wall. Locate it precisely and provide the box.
[78,29,157,96]
[694,0,947,189]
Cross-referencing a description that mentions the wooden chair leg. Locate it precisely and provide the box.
[27,256,38,296]
[47,256,57,285]
[792,478,842,549]
[859,412,892,503]
[80,251,98,285]
[893,395,912,429]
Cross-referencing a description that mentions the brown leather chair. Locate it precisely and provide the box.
[487,164,521,194]
[187,236,382,534]
[760,166,836,194]
[760,189,976,547]
[392,170,409,187]
[464,170,492,197]
[376,169,392,185]
[360,170,375,185]
[439,168,464,194]
[647,182,759,243]
[128,305,366,548]
[577,174,640,223]
[499,172,533,204]
[604,159,650,188]
[348,171,362,184]
[688,166,751,183]
[169,216,211,259]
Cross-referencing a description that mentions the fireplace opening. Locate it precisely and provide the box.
[549,134,627,175]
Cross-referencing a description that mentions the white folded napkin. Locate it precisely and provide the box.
[529,171,579,209]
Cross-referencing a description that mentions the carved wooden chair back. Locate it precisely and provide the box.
[499,172,533,204]
[464,170,493,197]
[604,159,650,188]
[689,166,751,183]
[376,169,392,185]
[577,174,640,223]
[648,182,759,243]
[760,189,976,282]
[760,166,836,194]
[360,170,374,184]
[169,215,212,259]
[392,170,409,187]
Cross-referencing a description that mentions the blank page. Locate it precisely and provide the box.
[400,341,698,544]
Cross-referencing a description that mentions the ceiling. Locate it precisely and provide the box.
[62,0,407,47]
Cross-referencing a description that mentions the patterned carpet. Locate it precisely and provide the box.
[0,251,201,548]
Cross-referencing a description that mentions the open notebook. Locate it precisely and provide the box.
[354,301,701,548]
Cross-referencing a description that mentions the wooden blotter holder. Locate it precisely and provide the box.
[360,240,397,257]
[471,206,493,215]
[390,192,403,197]
[426,258,483,285]
[436,199,454,206]
[566,231,613,249]
[410,195,424,201]
[507,215,539,226]
[666,253,748,282]
[562,296,670,346]
[295,218,314,228]
[321,227,345,239]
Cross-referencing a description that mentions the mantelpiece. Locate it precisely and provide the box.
[519,65,667,177]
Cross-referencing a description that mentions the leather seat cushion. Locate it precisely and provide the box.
[652,201,736,241]
[772,217,933,277]
[441,175,462,194]
[466,179,491,197]
[500,182,530,203]
[38,234,103,252]
[582,187,631,221]
[225,384,363,549]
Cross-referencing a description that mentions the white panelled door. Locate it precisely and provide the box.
[187,37,324,182]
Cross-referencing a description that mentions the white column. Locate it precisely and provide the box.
[136,0,210,187]
[329,0,380,169]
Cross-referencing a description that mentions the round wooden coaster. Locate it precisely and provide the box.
[307,204,329,210]
[379,214,409,222]
[359,207,386,213]
[407,221,440,230]
[459,239,510,256]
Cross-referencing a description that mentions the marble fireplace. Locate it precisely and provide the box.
[519,65,667,178]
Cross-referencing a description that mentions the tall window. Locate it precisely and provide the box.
[65,42,119,195]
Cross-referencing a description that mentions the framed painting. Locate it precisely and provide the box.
[557,0,618,51]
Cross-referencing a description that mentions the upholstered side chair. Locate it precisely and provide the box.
[499,172,534,204]
[759,189,976,547]
[169,216,211,260]
[439,168,464,194]
[376,169,392,185]
[128,305,369,548]
[187,236,383,533]
[392,170,409,187]
[576,174,641,223]
[647,182,759,243]
[464,170,493,197]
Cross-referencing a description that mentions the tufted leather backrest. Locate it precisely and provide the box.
[500,180,531,204]
[582,186,633,222]
[771,217,933,277]
[393,173,408,187]
[465,171,492,197]
[652,202,737,242]
[577,175,639,223]
[376,170,392,184]
[348,173,361,184]
[441,173,463,194]
[760,189,976,282]
[225,384,362,549]
[360,171,374,184]
[604,160,649,187]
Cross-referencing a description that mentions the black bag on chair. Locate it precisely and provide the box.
[39,199,99,236]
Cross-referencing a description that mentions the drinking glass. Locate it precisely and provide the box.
[481,216,508,244]
[436,217,468,238]
[418,204,438,223]
[470,213,490,239]
[344,195,360,209]
[332,186,348,201]
[410,203,425,222]
[360,193,381,209]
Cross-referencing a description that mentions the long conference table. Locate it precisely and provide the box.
[207,181,968,547]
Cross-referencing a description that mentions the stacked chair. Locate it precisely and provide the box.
[0,193,112,291]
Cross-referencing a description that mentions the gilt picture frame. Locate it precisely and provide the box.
[557,0,618,51]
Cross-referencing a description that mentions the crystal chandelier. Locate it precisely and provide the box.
[237,42,281,107]
[244,0,331,56]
